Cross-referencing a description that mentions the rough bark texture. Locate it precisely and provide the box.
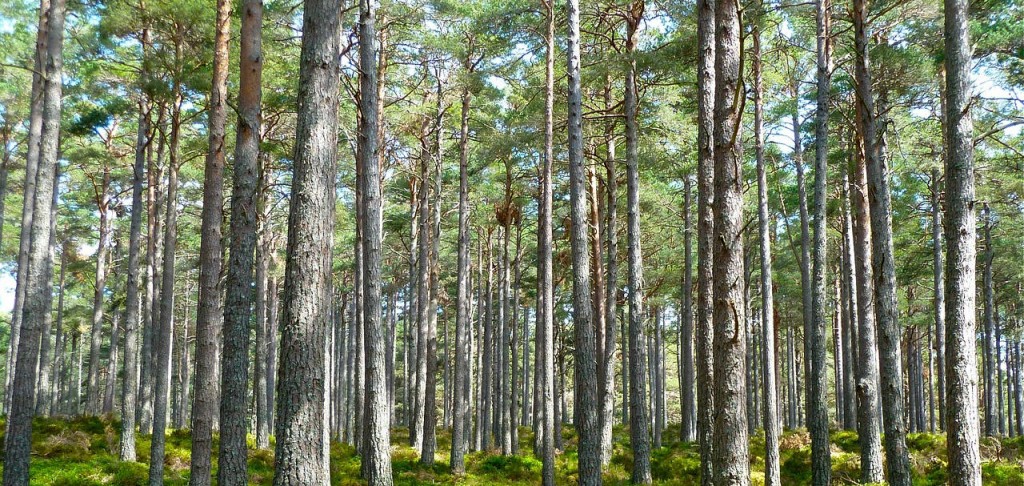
[149,68,183,485]
[356,0,393,482]
[623,3,651,484]
[86,170,111,415]
[753,24,780,486]
[852,137,885,483]
[3,0,49,416]
[943,0,980,475]
[273,0,342,480]
[931,170,946,431]
[190,0,230,481]
[218,0,262,480]
[538,4,556,482]
[711,0,749,480]
[695,0,716,479]
[567,0,600,482]
[680,175,695,443]
[119,86,150,462]
[451,87,472,474]
[2,0,64,479]
[853,0,910,479]
[808,0,833,482]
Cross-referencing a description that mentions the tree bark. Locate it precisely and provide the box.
[680,175,695,443]
[753,23,780,486]
[695,0,716,478]
[119,79,150,461]
[808,0,833,480]
[356,0,392,482]
[87,168,112,415]
[931,169,946,430]
[538,5,556,483]
[451,84,472,474]
[566,0,601,476]
[191,0,231,480]
[851,129,886,483]
[2,0,64,474]
[3,0,50,416]
[943,0,980,473]
[272,0,343,480]
[148,58,183,484]
[625,3,651,483]
[983,204,996,436]
[217,0,262,479]
[711,0,749,479]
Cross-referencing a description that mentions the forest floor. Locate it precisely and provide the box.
[3,416,1024,485]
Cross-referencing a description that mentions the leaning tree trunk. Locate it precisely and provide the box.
[3,0,49,416]
[273,0,345,480]
[711,0,750,480]
[1,0,64,479]
[191,0,230,480]
[218,0,262,480]
[853,0,910,479]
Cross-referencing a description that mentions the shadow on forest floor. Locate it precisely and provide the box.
[1,416,1023,484]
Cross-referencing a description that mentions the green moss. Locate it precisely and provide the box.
[15,416,1024,485]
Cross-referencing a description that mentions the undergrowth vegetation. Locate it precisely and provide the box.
[1,417,1023,484]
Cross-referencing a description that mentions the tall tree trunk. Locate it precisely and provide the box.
[3,0,50,416]
[218,0,262,479]
[711,0,749,479]
[603,78,623,439]
[753,22,780,485]
[983,204,996,436]
[808,0,833,480]
[852,0,910,478]
[254,157,273,448]
[120,82,150,462]
[273,0,343,480]
[140,105,166,435]
[356,0,392,482]
[191,0,231,480]
[451,85,472,473]
[943,0,980,473]
[422,107,443,464]
[931,169,946,430]
[87,170,111,414]
[36,168,59,417]
[852,132,885,483]
[840,166,858,431]
[148,58,183,484]
[695,0,716,477]
[625,3,651,483]
[538,3,556,483]
[680,175,695,443]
